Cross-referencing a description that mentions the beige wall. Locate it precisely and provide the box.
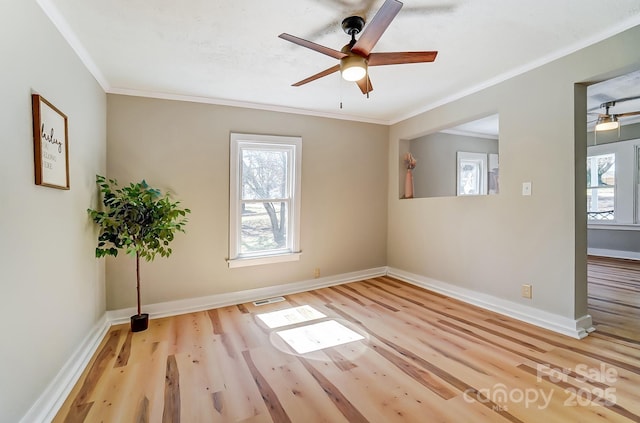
[106,95,389,310]
[0,1,107,421]
[387,25,640,321]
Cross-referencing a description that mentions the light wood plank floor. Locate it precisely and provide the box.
[588,256,640,344]
[55,273,640,422]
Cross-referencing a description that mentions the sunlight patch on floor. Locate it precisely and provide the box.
[275,320,365,354]
[256,304,326,329]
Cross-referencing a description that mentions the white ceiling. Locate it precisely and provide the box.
[41,0,640,125]
[442,114,499,139]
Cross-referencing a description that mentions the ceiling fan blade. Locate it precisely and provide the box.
[355,75,373,94]
[292,64,341,87]
[402,5,456,16]
[368,51,438,66]
[351,0,403,57]
[617,110,640,118]
[604,95,640,105]
[279,33,347,60]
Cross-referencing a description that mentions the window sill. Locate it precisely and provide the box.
[588,223,640,231]
[227,252,302,268]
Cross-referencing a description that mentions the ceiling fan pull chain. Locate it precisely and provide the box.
[340,75,343,109]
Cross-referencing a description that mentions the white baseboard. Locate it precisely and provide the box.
[106,267,388,324]
[387,267,594,339]
[588,248,640,261]
[19,315,111,423]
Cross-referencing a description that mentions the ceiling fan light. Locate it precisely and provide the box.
[595,115,619,131]
[340,55,367,81]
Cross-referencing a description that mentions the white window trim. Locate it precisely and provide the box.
[228,133,302,268]
[587,139,640,227]
[588,224,640,231]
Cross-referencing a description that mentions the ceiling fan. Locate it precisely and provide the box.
[589,96,640,131]
[278,0,438,96]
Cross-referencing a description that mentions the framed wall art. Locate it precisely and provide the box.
[32,94,69,189]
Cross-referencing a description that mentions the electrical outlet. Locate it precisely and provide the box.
[314,268,320,278]
[522,284,532,299]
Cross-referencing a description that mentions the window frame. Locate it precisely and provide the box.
[587,138,640,229]
[228,133,302,268]
[586,152,616,222]
[456,151,488,196]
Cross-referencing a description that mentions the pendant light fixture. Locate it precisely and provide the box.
[595,114,619,131]
[595,103,619,132]
[340,54,367,81]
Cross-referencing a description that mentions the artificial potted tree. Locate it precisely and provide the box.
[88,175,190,332]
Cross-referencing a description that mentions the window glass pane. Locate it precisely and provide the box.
[587,153,615,188]
[240,202,288,253]
[587,188,614,220]
[242,149,289,200]
[459,159,483,195]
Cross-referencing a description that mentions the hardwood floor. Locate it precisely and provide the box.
[55,273,640,422]
[588,256,640,344]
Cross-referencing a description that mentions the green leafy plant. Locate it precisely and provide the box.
[87,175,190,316]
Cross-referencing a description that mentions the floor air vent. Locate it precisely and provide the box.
[253,296,285,306]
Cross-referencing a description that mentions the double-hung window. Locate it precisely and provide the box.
[228,133,302,267]
[587,153,616,221]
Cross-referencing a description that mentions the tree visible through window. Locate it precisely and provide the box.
[456,151,487,196]
[229,133,302,267]
[587,153,615,221]
[241,148,289,252]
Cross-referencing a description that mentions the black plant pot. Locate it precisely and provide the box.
[130,313,149,332]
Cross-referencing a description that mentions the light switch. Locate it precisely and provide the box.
[522,182,532,196]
